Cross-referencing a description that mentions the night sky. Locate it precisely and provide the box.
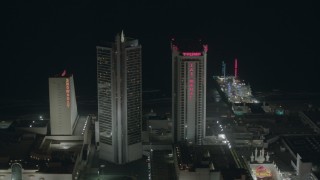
[2,1,319,101]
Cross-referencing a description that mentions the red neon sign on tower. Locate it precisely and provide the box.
[189,63,194,100]
[183,52,201,56]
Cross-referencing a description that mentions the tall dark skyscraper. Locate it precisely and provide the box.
[96,32,142,164]
[171,39,207,145]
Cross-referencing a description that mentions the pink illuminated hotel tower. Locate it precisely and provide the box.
[171,39,207,145]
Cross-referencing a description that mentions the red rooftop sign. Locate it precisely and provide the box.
[182,52,201,56]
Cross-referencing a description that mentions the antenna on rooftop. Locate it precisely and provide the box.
[222,61,226,81]
[234,58,238,78]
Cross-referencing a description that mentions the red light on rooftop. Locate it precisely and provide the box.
[203,45,208,52]
[172,45,178,51]
[61,70,66,77]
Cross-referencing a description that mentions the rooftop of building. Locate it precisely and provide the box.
[50,70,73,78]
[0,132,35,161]
[80,154,148,180]
[96,33,139,48]
[0,129,85,174]
[171,38,206,53]
[282,135,320,164]
[176,143,238,171]
[175,143,250,179]
[302,110,320,126]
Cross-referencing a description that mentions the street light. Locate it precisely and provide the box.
[98,164,105,180]
[149,125,152,146]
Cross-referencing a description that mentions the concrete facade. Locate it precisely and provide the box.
[49,74,78,135]
[172,40,207,145]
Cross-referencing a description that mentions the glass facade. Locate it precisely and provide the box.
[97,47,113,145]
[97,33,142,164]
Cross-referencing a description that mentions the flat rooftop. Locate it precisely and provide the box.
[176,144,237,170]
[0,132,40,169]
[282,135,320,163]
[303,111,320,127]
[80,155,148,180]
[0,134,35,162]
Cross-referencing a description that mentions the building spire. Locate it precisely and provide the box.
[121,30,125,43]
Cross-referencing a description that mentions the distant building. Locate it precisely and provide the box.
[171,39,207,145]
[49,71,78,135]
[96,31,142,164]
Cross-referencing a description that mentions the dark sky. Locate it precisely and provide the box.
[2,0,319,101]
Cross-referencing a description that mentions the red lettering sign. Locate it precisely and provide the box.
[66,79,70,108]
[182,52,201,56]
[189,63,194,100]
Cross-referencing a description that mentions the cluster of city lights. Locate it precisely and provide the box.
[147,150,152,180]
[175,146,187,170]
[217,76,259,104]
[28,115,44,128]
[30,154,50,161]
[81,119,88,135]
[216,120,231,149]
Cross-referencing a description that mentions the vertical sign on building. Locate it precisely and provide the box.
[189,62,194,100]
[66,78,70,108]
[172,39,207,145]
[186,61,196,140]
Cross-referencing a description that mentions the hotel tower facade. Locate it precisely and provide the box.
[49,71,78,135]
[172,39,207,145]
[96,32,142,164]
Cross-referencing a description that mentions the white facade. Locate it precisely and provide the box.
[97,32,142,164]
[172,41,207,145]
[49,74,78,135]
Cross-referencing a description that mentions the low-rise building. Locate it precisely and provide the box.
[174,143,248,180]
[282,135,320,179]
[299,111,320,133]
